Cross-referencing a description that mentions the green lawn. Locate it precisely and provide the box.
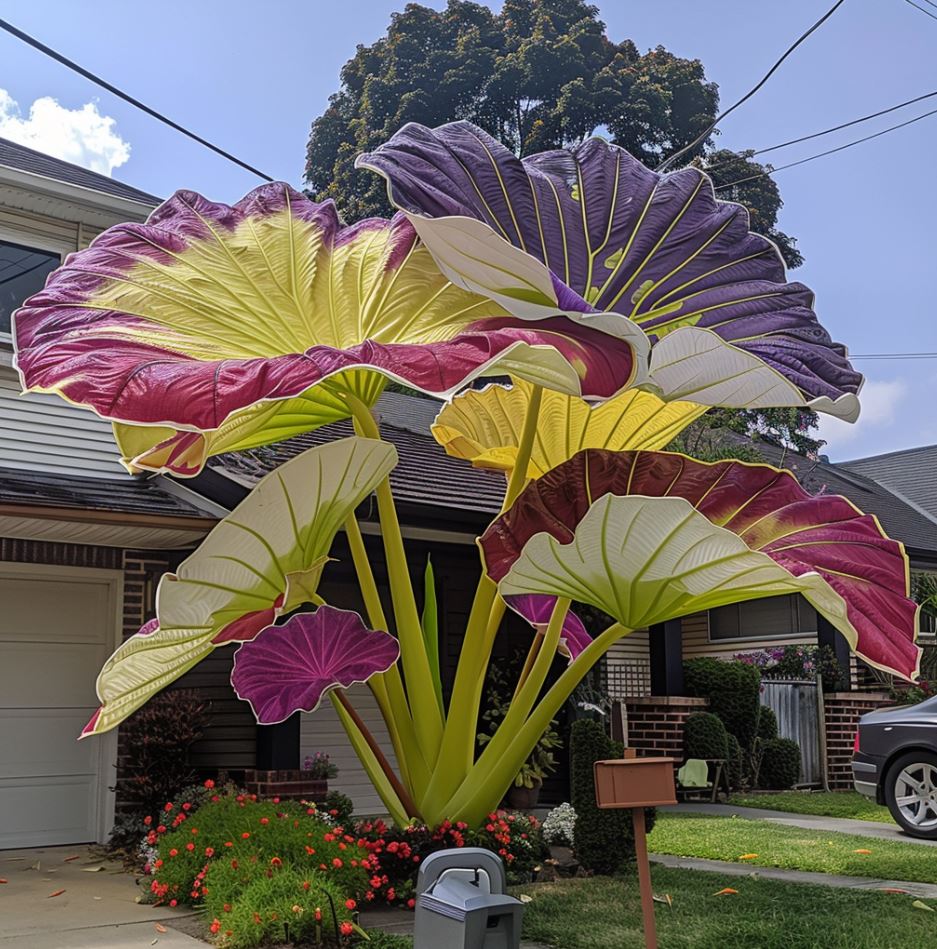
[364,869,937,949]
[728,790,892,823]
[648,813,935,882]
[516,870,937,949]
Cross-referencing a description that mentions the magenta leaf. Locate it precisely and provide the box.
[231,607,399,724]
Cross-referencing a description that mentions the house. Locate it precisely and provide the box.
[842,445,937,522]
[0,139,531,844]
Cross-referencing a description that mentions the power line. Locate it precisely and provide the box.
[656,0,848,172]
[904,0,937,22]
[0,17,275,183]
[704,88,937,172]
[713,103,937,190]
[851,353,937,360]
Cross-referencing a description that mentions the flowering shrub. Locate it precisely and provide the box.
[734,644,847,690]
[542,803,577,848]
[354,811,546,907]
[303,752,338,780]
[145,784,372,910]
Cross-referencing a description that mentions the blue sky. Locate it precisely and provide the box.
[1,0,934,460]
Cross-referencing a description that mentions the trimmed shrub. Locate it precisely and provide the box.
[570,720,654,874]
[725,733,743,790]
[683,712,729,760]
[757,706,779,742]
[683,657,761,749]
[322,791,354,826]
[759,738,801,789]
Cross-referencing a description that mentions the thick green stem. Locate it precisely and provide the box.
[333,690,421,821]
[443,623,631,824]
[344,514,427,795]
[419,384,545,818]
[343,394,444,767]
[330,692,410,826]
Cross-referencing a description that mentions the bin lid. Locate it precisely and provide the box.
[418,876,522,922]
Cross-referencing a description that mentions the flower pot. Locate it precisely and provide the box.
[505,779,542,810]
[549,845,575,867]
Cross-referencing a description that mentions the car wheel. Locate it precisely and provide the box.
[884,751,937,840]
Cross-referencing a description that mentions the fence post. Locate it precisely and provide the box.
[816,672,830,792]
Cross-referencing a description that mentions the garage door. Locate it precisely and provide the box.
[0,568,117,849]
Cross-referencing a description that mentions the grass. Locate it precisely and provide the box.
[648,813,936,882]
[514,869,937,949]
[728,790,892,823]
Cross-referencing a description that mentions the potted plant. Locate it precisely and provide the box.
[478,658,560,809]
[542,802,577,868]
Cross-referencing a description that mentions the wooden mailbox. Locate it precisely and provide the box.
[593,752,676,949]
[594,756,677,808]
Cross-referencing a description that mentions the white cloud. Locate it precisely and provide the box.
[818,378,908,453]
[0,89,130,176]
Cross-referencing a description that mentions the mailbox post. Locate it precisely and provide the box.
[594,749,676,949]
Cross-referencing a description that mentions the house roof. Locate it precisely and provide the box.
[0,467,212,521]
[0,136,159,207]
[841,444,937,522]
[208,391,937,562]
[210,393,507,523]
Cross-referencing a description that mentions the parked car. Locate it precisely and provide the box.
[853,695,937,839]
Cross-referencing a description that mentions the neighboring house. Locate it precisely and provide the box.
[843,445,937,522]
[605,440,937,700]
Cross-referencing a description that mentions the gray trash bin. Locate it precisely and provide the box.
[413,847,525,949]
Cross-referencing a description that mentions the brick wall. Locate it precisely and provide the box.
[824,691,894,790]
[243,770,328,802]
[623,695,709,760]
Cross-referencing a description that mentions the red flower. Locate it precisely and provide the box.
[407,898,416,909]
[164,803,173,812]
[182,802,192,811]
[169,899,177,907]
[169,849,178,858]
[332,857,343,868]
[157,825,167,834]
[345,898,356,910]
[204,847,214,857]
[260,817,269,825]
[315,908,322,922]
[186,843,195,852]
[340,921,354,936]
[302,880,311,891]
[204,779,215,789]
[143,816,152,826]
[209,919,221,934]
[270,857,282,867]
[241,832,251,839]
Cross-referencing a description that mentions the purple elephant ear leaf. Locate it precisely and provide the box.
[231,606,399,725]
[504,594,592,663]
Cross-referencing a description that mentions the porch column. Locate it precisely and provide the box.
[649,618,684,695]
[817,614,852,687]
[256,714,301,770]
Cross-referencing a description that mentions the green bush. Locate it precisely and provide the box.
[321,790,354,826]
[725,733,743,790]
[570,720,654,875]
[683,713,729,760]
[683,657,762,749]
[202,862,354,948]
[757,706,779,742]
[759,738,801,789]
[146,792,370,908]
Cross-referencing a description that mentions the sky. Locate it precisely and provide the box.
[0,0,933,461]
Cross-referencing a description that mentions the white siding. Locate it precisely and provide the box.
[0,367,125,478]
[299,685,398,818]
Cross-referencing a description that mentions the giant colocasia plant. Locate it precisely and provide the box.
[14,121,920,827]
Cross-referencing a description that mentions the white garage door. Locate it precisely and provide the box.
[0,566,119,849]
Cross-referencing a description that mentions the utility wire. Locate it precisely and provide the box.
[713,103,937,190]
[904,0,937,22]
[704,88,937,172]
[656,0,848,172]
[850,352,937,359]
[0,17,275,182]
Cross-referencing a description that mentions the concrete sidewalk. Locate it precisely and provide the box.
[650,852,937,899]
[0,845,202,949]
[662,801,937,846]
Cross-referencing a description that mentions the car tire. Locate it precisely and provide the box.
[884,750,937,840]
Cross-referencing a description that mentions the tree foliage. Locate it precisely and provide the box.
[305,0,822,451]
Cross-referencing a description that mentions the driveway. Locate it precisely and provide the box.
[664,801,937,846]
[0,845,202,949]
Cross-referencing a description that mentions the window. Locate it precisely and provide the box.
[709,594,818,642]
[0,239,61,337]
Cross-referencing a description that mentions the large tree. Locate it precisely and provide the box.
[305,0,818,451]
